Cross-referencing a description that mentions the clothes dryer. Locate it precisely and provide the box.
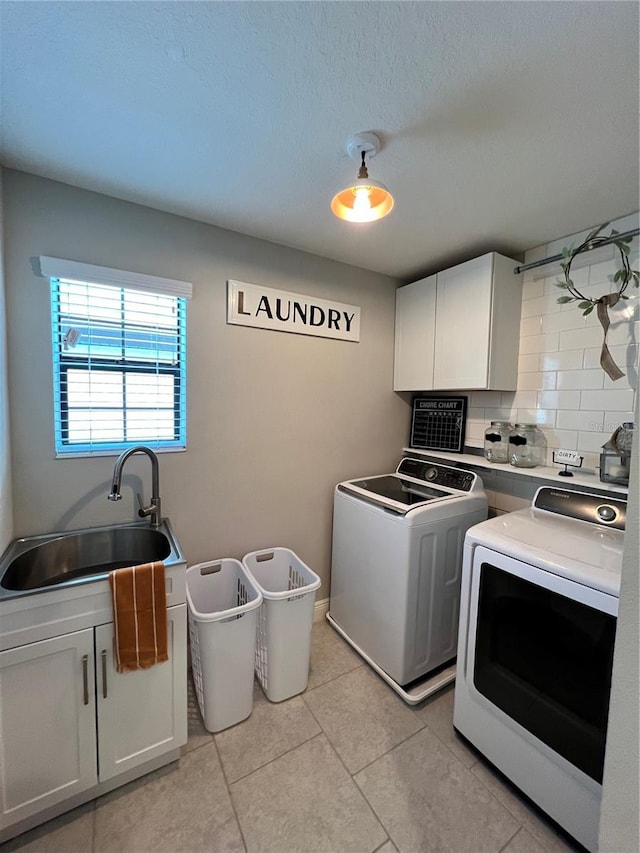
[453,486,626,851]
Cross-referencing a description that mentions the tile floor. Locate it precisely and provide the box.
[2,620,582,853]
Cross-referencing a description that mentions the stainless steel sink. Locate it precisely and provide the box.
[0,520,183,596]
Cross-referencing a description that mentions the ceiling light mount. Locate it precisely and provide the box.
[331,131,394,224]
[345,131,380,163]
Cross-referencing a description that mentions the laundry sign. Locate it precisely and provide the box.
[227,280,360,342]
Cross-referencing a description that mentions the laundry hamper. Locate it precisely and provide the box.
[186,559,262,733]
[242,548,321,702]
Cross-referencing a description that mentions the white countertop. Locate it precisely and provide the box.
[402,447,629,496]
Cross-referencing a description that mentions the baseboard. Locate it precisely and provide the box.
[313,597,329,623]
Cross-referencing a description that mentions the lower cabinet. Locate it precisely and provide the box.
[0,628,98,828]
[96,606,186,782]
[0,604,187,833]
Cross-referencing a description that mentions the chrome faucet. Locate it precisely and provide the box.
[108,446,162,527]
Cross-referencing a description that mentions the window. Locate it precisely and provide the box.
[41,257,191,457]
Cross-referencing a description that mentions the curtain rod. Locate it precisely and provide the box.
[513,228,639,275]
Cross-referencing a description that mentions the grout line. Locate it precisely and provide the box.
[222,724,323,786]
[211,734,249,853]
[498,826,524,853]
[317,731,391,847]
[371,837,394,853]
[304,658,364,695]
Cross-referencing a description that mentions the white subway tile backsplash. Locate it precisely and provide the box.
[521,294,564,319]
[581,451,600,472]
[556,410,605,431]
[461,215,637,474]
[541,310,587,334]
[539,349,583,371]
[588,259,618,287]
[520,297,545,319]
[520,316,543,337]
[603,366,638,389]
[521,371,557,391]
[522,278,545,300]
[543,428,578,449]
[518,353,540,373]
[466,421,486,441]
[517,408,556,426]
[469,391,503,408]
[494,493,531,513]
[543,274,562,296]
[519,332,560,355]
[604,411,635,431]
[556,369,603,390]
[535,408,557,426]
[485,408,517,422]
[606,318,639,348]
[538,389,582,409]
[559,325,605,351]
[544,266,589,296]
[583,345,638,371]
[506,391,538,409]
[578,430,611,454]
[581,388,636,411]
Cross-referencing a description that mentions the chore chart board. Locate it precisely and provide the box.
[410,396,468,453]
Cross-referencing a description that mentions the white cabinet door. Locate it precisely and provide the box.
[433,255,493,389]
[394,276,437,391]
[0,629,97,830]
[95,604,187,782]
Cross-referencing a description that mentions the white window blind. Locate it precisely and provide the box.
[40,258,191,457]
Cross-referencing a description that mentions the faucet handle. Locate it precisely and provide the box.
[136,493,147,516]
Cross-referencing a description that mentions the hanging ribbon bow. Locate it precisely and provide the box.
[595,294,625,381]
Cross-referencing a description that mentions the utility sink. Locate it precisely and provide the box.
[0,520,183,596]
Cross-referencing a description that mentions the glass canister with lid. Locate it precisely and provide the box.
[483,421,512,463]
[509,423,547,468]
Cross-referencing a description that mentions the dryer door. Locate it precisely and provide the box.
[466,546,618,784]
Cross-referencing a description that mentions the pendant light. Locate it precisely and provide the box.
[331,132,394,223]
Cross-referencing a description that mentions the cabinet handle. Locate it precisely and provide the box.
[82,654,89,705]
[101,649,108,699]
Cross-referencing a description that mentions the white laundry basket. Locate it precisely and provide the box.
[242,548,321,702]
[186,559,262,733]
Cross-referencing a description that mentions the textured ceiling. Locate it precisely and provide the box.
[1,1,638,280]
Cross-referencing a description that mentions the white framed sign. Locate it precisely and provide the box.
[227,280,360,342]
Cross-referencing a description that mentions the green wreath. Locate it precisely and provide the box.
[556,223,639,380]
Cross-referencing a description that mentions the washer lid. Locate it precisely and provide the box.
[337,474,463,514]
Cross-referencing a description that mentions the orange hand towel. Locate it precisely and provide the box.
[109,561,168,673]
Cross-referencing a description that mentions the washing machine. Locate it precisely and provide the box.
[327,456,487,704]
[453,486,627,851]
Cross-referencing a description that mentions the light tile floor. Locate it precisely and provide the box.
[2,621,582,853]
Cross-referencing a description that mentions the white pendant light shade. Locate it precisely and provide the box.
[331,132,394,223]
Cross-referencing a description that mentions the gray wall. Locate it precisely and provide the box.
[599,393,639,852]
[0,169,13,552]
[2,169,409,595]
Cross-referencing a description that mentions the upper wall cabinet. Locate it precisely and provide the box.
[394,253,522,391]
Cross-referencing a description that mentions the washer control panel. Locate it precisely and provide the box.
[534,487,627,530]
[397,457,476,492]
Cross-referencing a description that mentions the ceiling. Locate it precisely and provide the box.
[1,1,638,281]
